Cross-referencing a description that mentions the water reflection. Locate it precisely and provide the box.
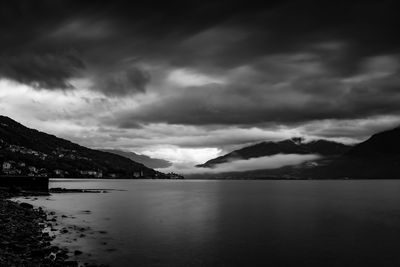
[18,179,400,266]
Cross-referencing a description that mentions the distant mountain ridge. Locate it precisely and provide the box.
[346,126,400,157]
[191,126,400,179]
[101,149,172,169]
[0,115,164,178]
[198,138,351,168]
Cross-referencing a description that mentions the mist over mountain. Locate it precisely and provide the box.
[189,126,400,179]
[198,138,351,168]
[0,115,163,178]
[101,149,172,169]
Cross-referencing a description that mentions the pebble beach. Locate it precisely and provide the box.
[0,190,104,267]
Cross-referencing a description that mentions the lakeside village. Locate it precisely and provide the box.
[0,140,183,179]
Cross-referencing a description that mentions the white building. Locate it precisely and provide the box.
[133,171,144,178]
[18,162,26,167]
[28,166,38,173]
[80,170,103,178]
[2,161,12,171]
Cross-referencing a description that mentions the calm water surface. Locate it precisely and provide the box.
[19,179,400,266]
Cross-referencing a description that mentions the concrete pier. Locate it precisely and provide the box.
[0,176,49,192]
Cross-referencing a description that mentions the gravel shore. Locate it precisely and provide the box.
[0,190,103,267]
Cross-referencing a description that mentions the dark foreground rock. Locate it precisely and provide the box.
[0,190,106,266]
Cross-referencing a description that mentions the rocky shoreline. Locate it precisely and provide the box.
[0,189,105,267]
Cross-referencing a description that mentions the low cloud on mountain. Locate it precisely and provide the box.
[160,154,320,174]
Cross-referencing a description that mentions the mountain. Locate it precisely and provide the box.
[192,127,400,179]
[298,126,400,178]
[0,115,165,178]
[101,149,172,169]
[346,126,400,157]
[198,138,351,168]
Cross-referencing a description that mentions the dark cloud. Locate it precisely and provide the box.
[2,1,400,76]
[1,0,400,127]
[0,52,84,89]
[116,59,400,126]
[302,117,400,141]
[91,65,150,96]
[117,120,144,129]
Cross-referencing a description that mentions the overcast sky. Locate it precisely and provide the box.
[1,0,400,167]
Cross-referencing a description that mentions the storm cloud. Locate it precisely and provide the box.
[0,52,84,90]
[2,1,400,93]
[1,0,400,167]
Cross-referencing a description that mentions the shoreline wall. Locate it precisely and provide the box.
[0,176,49,192]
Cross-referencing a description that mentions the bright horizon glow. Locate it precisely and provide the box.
[142,147,222,165]
[167,69,225,87]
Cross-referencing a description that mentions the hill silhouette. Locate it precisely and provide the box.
[0,115,164,178]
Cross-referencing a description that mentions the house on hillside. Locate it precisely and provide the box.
[2,161,21,175]
[28,166,38,173]
[54,169,64,177]
[2,161,13,171]
[133,171,144,178]
[18,162,26,167]
[80,170,103,178]
[92,171,103,178]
